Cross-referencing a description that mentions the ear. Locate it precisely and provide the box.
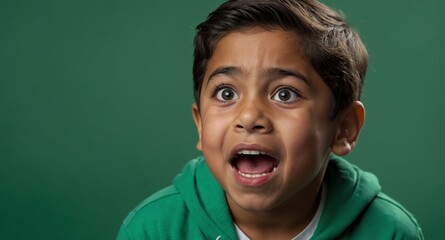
[331,101,365,156]
[192,103,203,151]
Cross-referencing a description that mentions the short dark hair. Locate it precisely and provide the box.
[193,0,368,118]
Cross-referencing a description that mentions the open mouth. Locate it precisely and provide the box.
[230,150,279,178]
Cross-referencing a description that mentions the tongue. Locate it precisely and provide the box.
[236,155,276,174]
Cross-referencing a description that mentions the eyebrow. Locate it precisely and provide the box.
[206,66,312,88]
[207,66,241,85]
[262,67,311,87]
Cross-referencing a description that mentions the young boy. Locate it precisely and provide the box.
[117,0,423,239]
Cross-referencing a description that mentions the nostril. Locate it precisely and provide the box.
[236,124,266,132]
[253,125,265,130]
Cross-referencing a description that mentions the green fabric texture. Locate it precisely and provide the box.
[117,156,423,240]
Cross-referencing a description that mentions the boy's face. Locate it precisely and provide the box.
[192,28,341,213]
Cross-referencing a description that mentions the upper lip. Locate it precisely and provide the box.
[229,143,278,161]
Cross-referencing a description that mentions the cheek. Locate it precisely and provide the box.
[200,112,232,154]
[283,119,318,158]
[280,113,332,168]
[200,114,232,187]
[280,124,328,190]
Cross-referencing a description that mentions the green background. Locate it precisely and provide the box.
[1,0,443,239]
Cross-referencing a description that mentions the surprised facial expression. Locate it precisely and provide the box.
[192,28,339,213]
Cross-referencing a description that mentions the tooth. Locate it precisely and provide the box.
[238,171,270,178]
[238,150,264,155]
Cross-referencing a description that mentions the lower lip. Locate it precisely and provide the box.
[232,167,277,187]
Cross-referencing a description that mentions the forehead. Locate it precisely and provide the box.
[210,27,302,66]
[203,27,322,88]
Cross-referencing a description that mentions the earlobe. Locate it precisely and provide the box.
[192,103,203,151]
[331,101,365,156]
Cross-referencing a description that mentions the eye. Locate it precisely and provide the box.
[215,87,239,102]
[272,87,300,103]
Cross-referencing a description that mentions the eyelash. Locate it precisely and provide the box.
[272,85,302,102]
[275,85,300,94]
[210,83,234,99]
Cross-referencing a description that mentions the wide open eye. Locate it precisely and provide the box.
[272,87,300,103]
[215,87,239,102]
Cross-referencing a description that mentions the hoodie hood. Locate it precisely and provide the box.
[312,155,381,239]
[173,155,381,240]
[173,157,238,240]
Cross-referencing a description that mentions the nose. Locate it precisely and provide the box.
[234,99,272,134]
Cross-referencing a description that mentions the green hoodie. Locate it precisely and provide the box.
[117,156,423,240]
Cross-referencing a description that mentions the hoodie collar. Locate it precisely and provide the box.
[174,156,380,240]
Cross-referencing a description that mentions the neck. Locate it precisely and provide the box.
[228,176,324,240]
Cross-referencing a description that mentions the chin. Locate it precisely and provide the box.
[227,191,279,212]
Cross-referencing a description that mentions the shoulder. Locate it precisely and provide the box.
[368,193,423,238]
[356,192,424,239]
[117,185,188,240]
[125,185,184,223]
[321,156,424,239]
[117,157,208,240]
[122,157,206,227]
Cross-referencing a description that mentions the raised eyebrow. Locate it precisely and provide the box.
[263,67,312,87]
[206,66,242,86]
